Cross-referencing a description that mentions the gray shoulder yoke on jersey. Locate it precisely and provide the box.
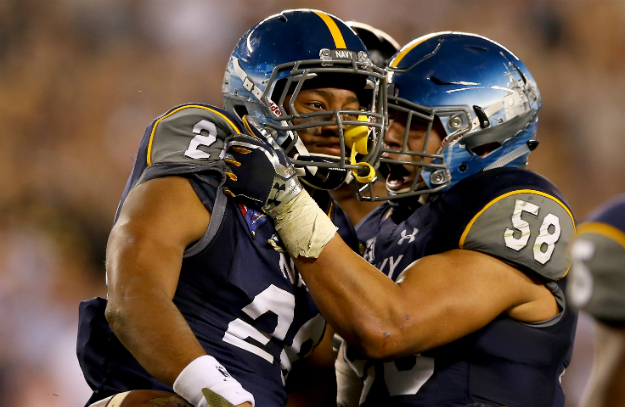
[567,223,625,322]
[148,104,242,167]
[137,161,226,189]
[460,190,576,281]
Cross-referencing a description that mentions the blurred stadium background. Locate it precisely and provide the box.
[1,0,621,405]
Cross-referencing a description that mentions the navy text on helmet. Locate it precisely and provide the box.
[222,9,387,191]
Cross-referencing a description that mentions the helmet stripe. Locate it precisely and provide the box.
[147,105,241,166]
[389,31,449,68]
[313,11,347,49]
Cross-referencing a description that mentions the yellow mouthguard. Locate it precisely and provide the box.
[344,115,370,155]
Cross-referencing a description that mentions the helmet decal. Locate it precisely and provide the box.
[222,9,387,191]
[313,11,347,49]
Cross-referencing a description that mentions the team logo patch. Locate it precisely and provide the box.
[239,203,267,237]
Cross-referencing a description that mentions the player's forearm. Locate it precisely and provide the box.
[106,290,205,385]
[105,231,206,386]
[294,236,412,360]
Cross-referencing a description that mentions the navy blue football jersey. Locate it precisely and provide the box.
[568,193,625,325]
[76,103,357,406]
[349,167,578,407]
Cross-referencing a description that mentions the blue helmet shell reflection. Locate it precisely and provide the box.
[222,9,387,190]
[382,32,541,199]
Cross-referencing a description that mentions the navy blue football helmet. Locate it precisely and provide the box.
[222,9,386,190]
[370,32,541,200]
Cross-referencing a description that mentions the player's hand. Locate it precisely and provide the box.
[236,403,252,407]
[223,133,303,219]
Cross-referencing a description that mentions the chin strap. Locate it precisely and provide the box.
[232,57,264,101]
[483,143,531,171]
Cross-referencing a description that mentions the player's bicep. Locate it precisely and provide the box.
[394,250,540,352]
[107,176,210,299]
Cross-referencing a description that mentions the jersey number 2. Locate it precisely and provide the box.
[504,199,561,264]
[223,285,295,364]
[184,119,218,159]
[222,284,324,369]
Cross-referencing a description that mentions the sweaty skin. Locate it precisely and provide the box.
[285,88,361,157]
[106,177,253,407]
[283,114,559,360]
[105,87,361,407]
[295,240,558,359]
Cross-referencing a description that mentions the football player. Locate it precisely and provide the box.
[224,32,578,406]
[334,20,400,407]
[568,194,625,407]
[328,21,401,226]
[76,9,385,407]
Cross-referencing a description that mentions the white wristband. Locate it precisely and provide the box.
[173,355,255,407]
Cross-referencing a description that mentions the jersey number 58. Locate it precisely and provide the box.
[504,199,562,264]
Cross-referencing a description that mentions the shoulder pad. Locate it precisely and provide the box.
[568,222,625,322]
[587,194,625,232]
[146,104,244,167]
[460,188,576,281]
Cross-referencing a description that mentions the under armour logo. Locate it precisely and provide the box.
[398,228,418,245]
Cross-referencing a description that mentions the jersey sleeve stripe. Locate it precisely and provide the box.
[242,115,256,136]
[146,105,241,166]
[459,189,576,248]
[577,222,625,250]
[313,11,347,49]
